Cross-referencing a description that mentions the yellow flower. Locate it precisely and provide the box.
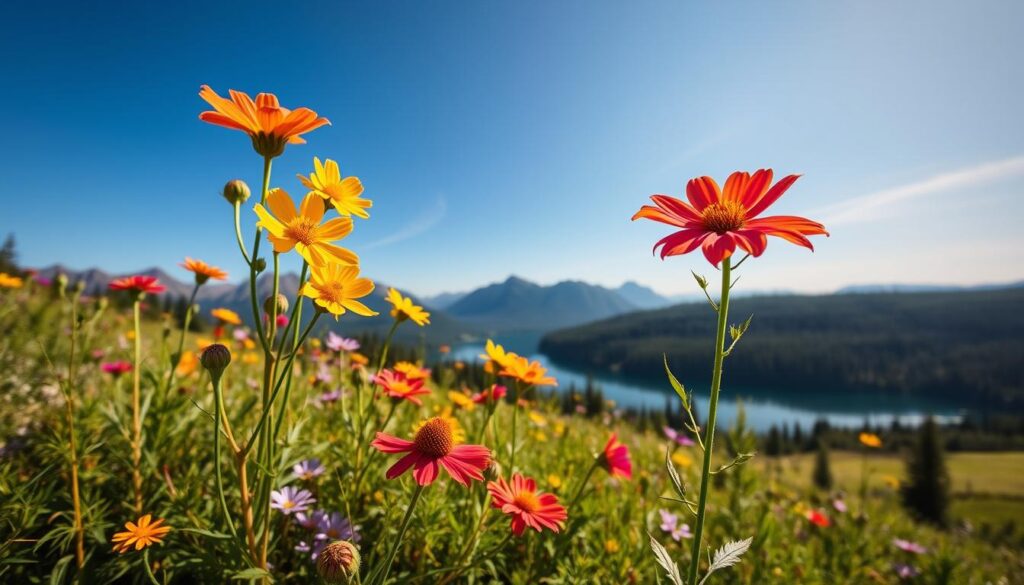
[211,308,242,325]
[672,452,693,467]
[448,391,476,411]
[394,361,430,380]
[385,288,430,326]
[859,432,883,448]
[196,337,215,350]
[300,264,378,320]
[479,339,514,369]
[882,475,900,489]
[547,474,562,489]
[110,514,171,554]
[0,273,24,288]
[604,539,620,554]
[242,352,260,365]
[528,411,548,427]
[243,338,256,350]
[533,431,548,442]
[553,421,566,437]
[350,352,369,367]
[175,350,198,377]
[298,157,372,219]
[254,188,358,267]
[500,355,557,387]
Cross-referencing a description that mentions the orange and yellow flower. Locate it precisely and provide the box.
[374,369,431,405]
[210,308,242,325]
[385,288,430,326]
[480,339,515,371]
[859,432,883,448]
[633,169,828,266]
[0,274,23,288]
[198,85,330,158]
[448,390,476,411]
[180,257,228,284]
[500,355,557,387]
[487,473,568,536]
[394,361,431,380]
[110,514,171,553]
[299,264,377,319]
[254,188,359,268]
[298,157,372,219]
[175,350,199,377]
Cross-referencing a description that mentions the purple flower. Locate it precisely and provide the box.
[294,459,326,481]
[318,389,342,405]
[316,512,359,542]
[663,426,696,447]
[832,499,848,514]
[270,486,315,515]
[295,509,326,531]
[893,563,920,579]
[658,509,693,541]
[313,363,333,385]
[326,332,360,352]
[233,328,250,342]
[893,538,927,554]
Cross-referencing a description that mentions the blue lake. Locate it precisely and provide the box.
[450,342,965,433]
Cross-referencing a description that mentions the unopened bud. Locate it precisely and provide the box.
[264,294,289,315]
[200,343,232,375]
[72,280,86,294]
[317,540,360,584]
[253,258,267,273]
[222,179,251,205]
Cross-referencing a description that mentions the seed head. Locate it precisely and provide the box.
[317,540,360,583]
[200,343,232,375]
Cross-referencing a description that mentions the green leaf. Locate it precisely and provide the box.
[232,567,272,581]
[665,445,686,499]
[663,354,687,408]
[649,532,684,585]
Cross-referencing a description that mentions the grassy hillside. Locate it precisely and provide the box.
[540,288,1024,408]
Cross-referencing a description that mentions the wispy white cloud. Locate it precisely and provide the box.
[815,155,1024,226]
[362,194,447,250]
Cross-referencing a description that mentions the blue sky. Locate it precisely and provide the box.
[2,0,1022,296]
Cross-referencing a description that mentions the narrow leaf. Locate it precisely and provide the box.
[663,354,688,408]
[665,445,686,499]
[648,532,684,585]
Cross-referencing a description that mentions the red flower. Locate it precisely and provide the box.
[371,417,491,486]
[487,473,568,536]
[632,169,828,266]
[806,509,830,528]
[109,275,165,295]
[101,361,133,377]
[599,433,632,479]
[374,369,431,405]
[471,384,508,404]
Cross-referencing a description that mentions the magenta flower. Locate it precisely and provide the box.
[293,459,326,481]
[663,426,695,447]
[832,499,848,514]
[270,486,315,515]
[326,331,360,352]
[893,538,927,554]
[101,361,133,377]
[658,509,693,541]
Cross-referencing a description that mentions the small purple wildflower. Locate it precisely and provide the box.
[893,563,920,579]
[893,538,927,554]
[270,486,315,515]
[318,389,342,405]
[316,512,359,542]
[294,459,326,481]
[663,426,696,447]
[233,328,250,342]
[833,499,848,513]
[658,509,693,541]
[326,332,360,352]
[295,509,327,531]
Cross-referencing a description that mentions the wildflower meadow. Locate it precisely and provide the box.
[0,81,1020,585]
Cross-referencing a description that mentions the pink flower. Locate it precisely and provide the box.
[371,417,491,486]
[101,361,133,377]
[599,433,632,479]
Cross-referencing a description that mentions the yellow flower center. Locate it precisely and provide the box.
[701,202,746,234]
[285,218,318,246]
[512,491,540,513]
[316,282,347,305]
[413,417,454,457]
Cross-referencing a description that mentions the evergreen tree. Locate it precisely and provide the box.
[812,442,833,490]
[0,234,17,274]
[764,425,782,457]
[793,423,805,452]
[901,416,950,527]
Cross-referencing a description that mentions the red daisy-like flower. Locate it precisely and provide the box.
[374,369,431,405]
[109,275,166,295]
[471,384,508,404]
[101,361,133,377]
[599,433,632,480]
[806,509,831,528]
[371,417,491,486]
[487,473,568,536]
[632,169,828,266]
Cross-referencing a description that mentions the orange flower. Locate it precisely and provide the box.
[254,188,358,268]
[180,257,228,284]
[487,473,568,536]
[110,514,171,553]
[198,85,330,158]
[394,361,431,380]
[633,169,828,266]
[500,355,557,387]
[210,308,242,325]
[859,432,883,448]
[374,369,431,405]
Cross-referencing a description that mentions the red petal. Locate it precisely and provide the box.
[654,229,711,259]
[371,433,414,453]
[385,452,420,479]
[412,459,440,485]
[745,174,801,218]
[739,169,773,212]
[701,233,736,266]
[686,176,720,211]
[722,171,750,203]
[733,229,768,257]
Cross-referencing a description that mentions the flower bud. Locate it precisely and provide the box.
[72,280,86,294]
[264,294,289,315]
[253,258,267,273]
[200,343,232,375]
[222,179,251,205]
[317,540,360,584]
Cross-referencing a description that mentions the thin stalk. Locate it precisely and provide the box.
[211,374,236,535]
[568,457,600,511]
[374,484,424,585]
[375,320,400,374]
[509,382,520,472]
[248,156,273,352]
[233,200,251,265]
[142,549,161,585]
[686,256,732,585]
[131,298,144,515]
[165,283,199,392]
[65,295,85,570]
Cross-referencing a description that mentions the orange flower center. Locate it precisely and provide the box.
[413,417,454,457]
[285,218,317,246]
[316,282,347,305]
[700,202,746,234]
[512,491,540,513]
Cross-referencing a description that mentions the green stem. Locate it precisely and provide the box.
[131,298,144,515]
[233,200,251,265]
[248,156,273,352]
[375,320,401,374]
[212,373,237,535]
[686,256,732,585]
[165,283,199,393]
[568,457,600,511]
[509,382,520,473]
[374,484,424,585]
[142,549,161,585]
